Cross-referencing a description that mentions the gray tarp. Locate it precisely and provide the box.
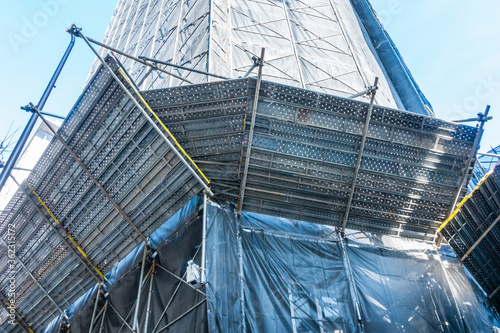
[43,197,207,333]
[206,200,492,332]
[43,197,494,332]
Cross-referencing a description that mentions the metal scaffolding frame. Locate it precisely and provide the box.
[68,232,207,333]
[0,1,487,329]
[1,52,479,329]
[0,56,204,330]
[439,163,500,311]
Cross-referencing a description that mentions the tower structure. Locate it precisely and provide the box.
[90,0,432,115]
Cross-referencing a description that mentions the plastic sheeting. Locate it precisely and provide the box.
[346,232,491,332]
[42,196,207,333]
[206,200,493,332]
[42,197,494,332]
[92,0,433,115]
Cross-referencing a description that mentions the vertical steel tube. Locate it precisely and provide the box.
[57,316,64,333]
[340,238,363,332]
[89,283,102,333]
[144,262,155,333]
[201,191,208,284]
[0,34,75,192]
[437,105,491,246]
[99,301,108,333]
[133,244,148,331]
[341,77,379,232]
[449,105,490,212]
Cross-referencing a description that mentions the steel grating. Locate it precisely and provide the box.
[0,62,478,329]
[440,163,500,311]
[0,56,205,331]
[140,78,478,242]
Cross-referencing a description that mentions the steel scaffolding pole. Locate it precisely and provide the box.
[201,191,208,284]
[449,106,490,213]
[490,284,500,300]
[478,152,500,158]
[461,214,500,262]
[348,84,378,99]
[0,237,66,318]
[108,302,135,333]
[71,25,213,196]
[341,77,379,233]
[152,243,202,332]
[144,261,156,333]
[99,301,108,333]
[112,269,153,333]
[139,55,229,80]
[77,34,192,84]
[22,183,102,282]
[237,48,265,215]
[437,106,491,247]
[155,299,206,333]
[0,34,75,192]
[339,238,364,333]
[133,244,148,331]
[89,306,106,333]
[156,264,206,296]
[89,283,102,333]
[242,56,261,78]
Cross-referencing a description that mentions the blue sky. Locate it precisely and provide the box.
[370,0,500,151]
[0,0,498,165]
[0,0,117,163]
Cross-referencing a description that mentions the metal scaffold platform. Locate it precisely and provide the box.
[439,163,500,311]
[1,0,497,328]
[0,52,481,330]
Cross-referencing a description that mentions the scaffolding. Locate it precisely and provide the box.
[0,49,482,331]
[439,163,500,311]
[0,0,496,331]
[39,197,493,332]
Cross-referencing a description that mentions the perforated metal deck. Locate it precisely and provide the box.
[144,79,477,242]
[0,57,203,329]
[440,164,500,311]
[0,57,478,329]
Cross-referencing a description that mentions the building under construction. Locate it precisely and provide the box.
[1,0,499,332]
